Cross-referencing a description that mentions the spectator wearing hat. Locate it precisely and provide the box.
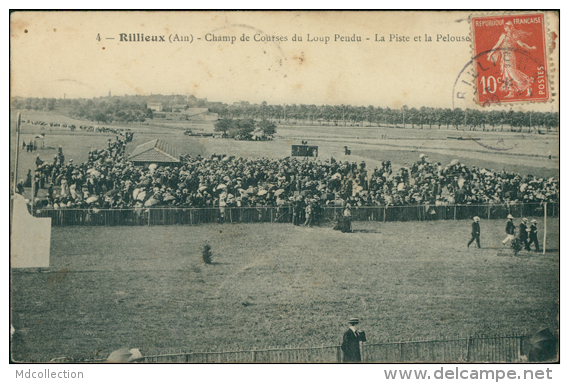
[342,203,352,233]
[467,216,481,248]
[502,214,516,245]
[341,317,367,362]
[303,201,313,227]
[35,154,44,168]
[16,179,25,195]
[519,218,530,251]
[528,219,540,252]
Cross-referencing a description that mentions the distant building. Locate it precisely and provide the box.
[147,102,163,112]
[171,104,188,112]
[128,139,181,167]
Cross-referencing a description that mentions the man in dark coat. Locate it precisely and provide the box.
[519,218,530,251]
[527,219,540,252]
[341,318,367,362]
[502,214,516,245]
[467,216,481,248]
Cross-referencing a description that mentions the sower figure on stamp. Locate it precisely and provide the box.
[341,318,367,362]
[467,216,481,248]
[502,214,516,245]
[487,21,536,98]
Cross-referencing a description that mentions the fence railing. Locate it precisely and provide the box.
[33,202,558,227]
[362,334,525,363]
[137,334,527,363]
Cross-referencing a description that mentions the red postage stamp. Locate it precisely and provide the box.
[471,13,549,105]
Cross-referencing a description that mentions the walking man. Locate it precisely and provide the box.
[341,318,367,362]
[502,214,516,245]
[527,219,540,252]
[467,216,481,248]
[519,218,530,251]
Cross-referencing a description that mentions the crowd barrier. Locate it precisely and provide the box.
[141,333,528,363]
[33,202,557,227]
[44,331,551,363]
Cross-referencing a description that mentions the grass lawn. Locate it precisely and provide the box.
[10,218,559,362]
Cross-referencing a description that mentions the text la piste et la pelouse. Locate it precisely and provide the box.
[117,32,471,44]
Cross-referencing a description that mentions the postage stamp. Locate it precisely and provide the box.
[471,13,550,105]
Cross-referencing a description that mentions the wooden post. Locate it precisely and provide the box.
[466,336,472,362]
[31,175,35,217]
[336,346,342,362]
[454,205,457,220]
[487,204,491,220]
[543,202,547,255]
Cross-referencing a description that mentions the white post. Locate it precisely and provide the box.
[543,202,547,255]
[31,175,35,217]
[13,112,21,195]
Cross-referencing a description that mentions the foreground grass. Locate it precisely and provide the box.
[10,218,559,362]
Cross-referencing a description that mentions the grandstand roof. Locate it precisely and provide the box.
[128,139,180,163]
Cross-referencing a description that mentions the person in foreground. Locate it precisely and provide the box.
[467,216,481,249]
[341,317,367,362]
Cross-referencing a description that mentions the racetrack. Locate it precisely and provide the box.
[10,218,559,362]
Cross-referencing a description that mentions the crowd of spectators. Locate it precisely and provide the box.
[20,138,558,213]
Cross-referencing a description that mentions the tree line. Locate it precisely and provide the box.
[208,103,559,133]
[10,94,210,125]
[11,96,558,132]
[11,97,153,124]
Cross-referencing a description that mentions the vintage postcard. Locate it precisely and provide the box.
[9,10,559,368]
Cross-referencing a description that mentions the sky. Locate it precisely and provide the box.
[10,11,559,112]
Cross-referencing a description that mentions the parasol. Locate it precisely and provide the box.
[144,198,159,207]
[458,177,465,189]
[107,348,144,363]
[136,191,147,201]
[141,178,152,187]
[450,159,460,166]
[274,189,285,196]
[86,196,98,204]
[526,328,557,362]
